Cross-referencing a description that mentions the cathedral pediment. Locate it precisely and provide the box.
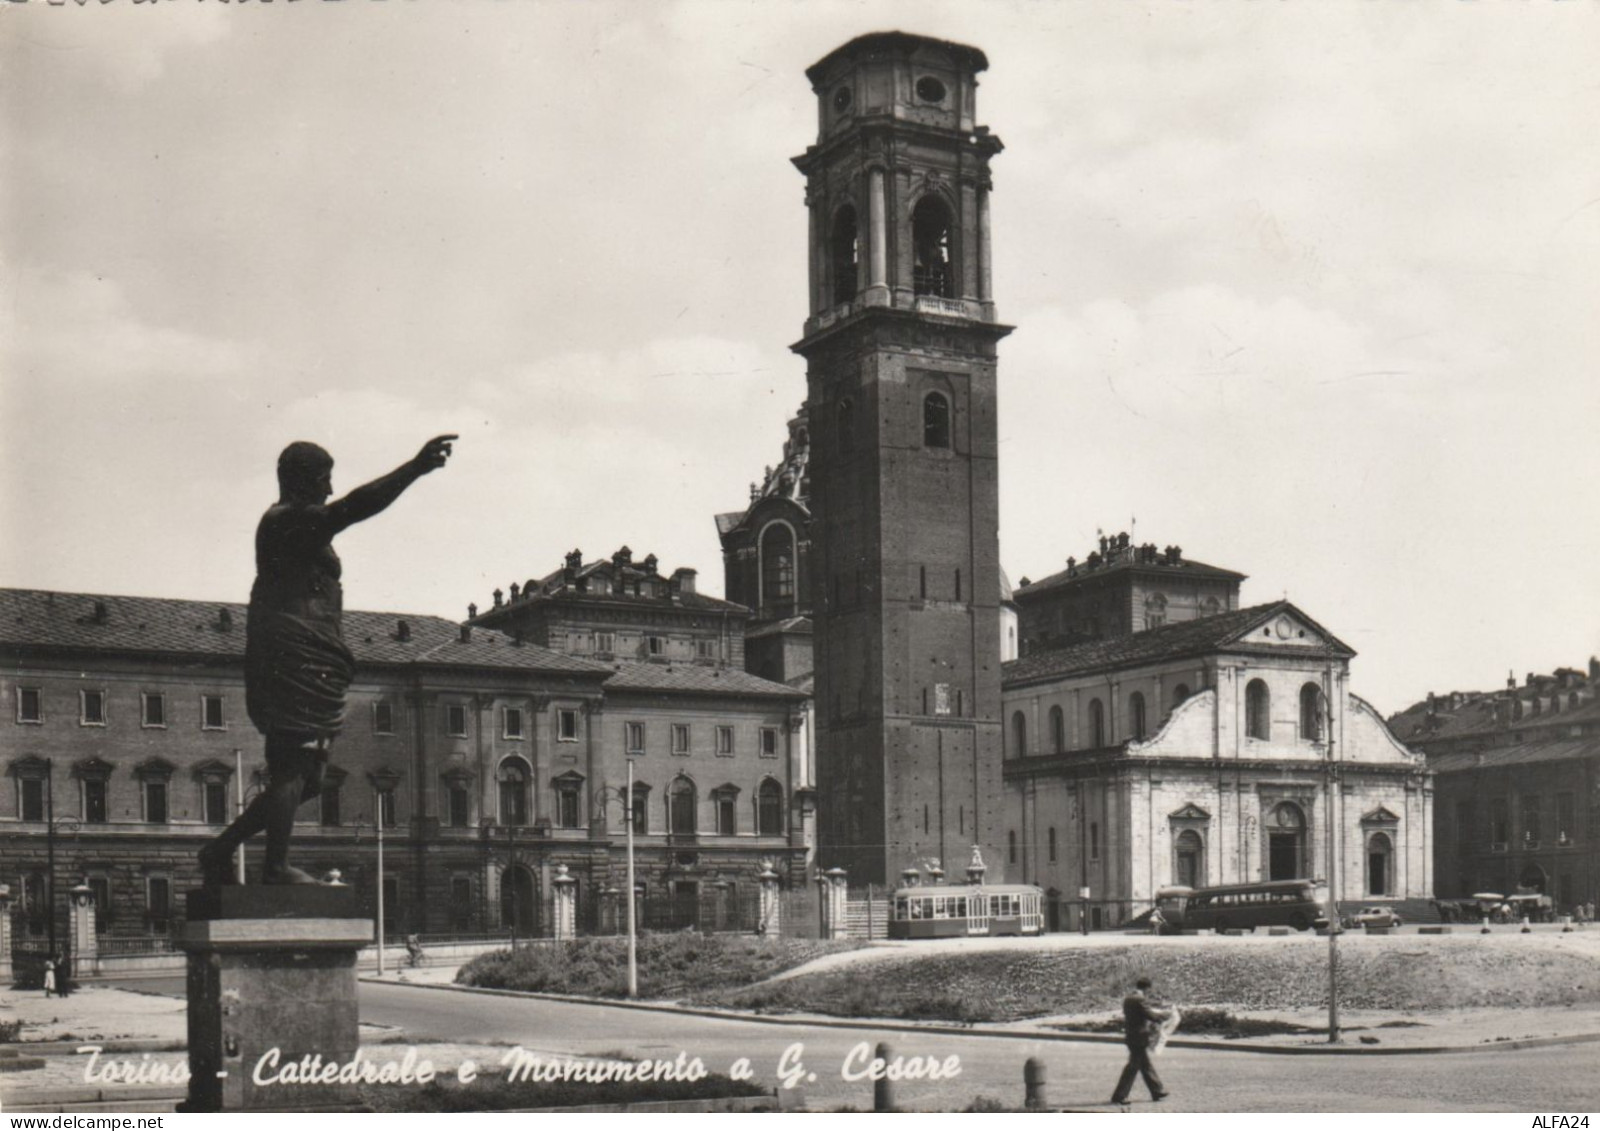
[1168,803,1211,822]
[1361,805,1402,825]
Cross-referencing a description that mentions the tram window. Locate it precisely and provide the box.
[955,897,967,917]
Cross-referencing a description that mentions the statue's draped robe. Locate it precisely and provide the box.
[245,502,355,739]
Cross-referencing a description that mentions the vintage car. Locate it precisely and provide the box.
[1346,906,1404,929]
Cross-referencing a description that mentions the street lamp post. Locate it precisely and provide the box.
[375,789,386,977]
[592,763,640,998]
[1322,671,1342,1044]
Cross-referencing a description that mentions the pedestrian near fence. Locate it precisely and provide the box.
[42,959,57,998]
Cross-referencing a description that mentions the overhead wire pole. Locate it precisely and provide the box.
[1323,667,1342,1044]
[234,749,246,884]
[376,788,386,977]
[626,757,638,999]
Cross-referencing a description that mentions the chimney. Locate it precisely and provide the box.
[1172,545,1183,564]
[1426,692,1436,714]
[92,600,108,623]
[459,624,472,643]
[642,554,659,575]
[672,567,697,596]
[1099,535,1108,556]
[493,588,503,608]
[564,549,582,584]
[1526,672,1536,687]
[218,608,233,632]
[509,582,520,602]
[612,546,633,570]
[1065,557,1076,578]
[468,603,478,619]
[396,619,411,642]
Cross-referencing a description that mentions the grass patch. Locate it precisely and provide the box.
[701,934,1600,1023]
[1049,1006,1319,1039]
[455,934,862,1000]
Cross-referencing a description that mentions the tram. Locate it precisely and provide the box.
[888,883,1045,939]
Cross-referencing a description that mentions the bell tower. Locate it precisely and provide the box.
[792,33,1011,884]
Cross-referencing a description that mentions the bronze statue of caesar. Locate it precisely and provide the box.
[199,435,456,886]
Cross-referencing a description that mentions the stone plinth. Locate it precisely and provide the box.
[180,886,373,1112]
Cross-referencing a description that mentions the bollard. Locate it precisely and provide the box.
[1024,1057,1047,1110]
[873,1042,894,1112]
[1480,916,1491,935]
[1520,916,1531,934]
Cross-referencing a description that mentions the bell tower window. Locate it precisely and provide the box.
[831,205,859,306]
[912,196,954,298]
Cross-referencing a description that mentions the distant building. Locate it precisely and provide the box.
[1002,601,1432,930]
[1388,660,1599,913]
[1013,532,1244,657]
[1,588,808,948]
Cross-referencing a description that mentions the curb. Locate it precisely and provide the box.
[360,978,1600,1057]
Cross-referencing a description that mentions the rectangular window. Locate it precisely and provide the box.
[935,683,951,717]
[760,728,778,758]
[1522,796,1542,846]
[672,724,690,755]
[84,779,107,824]
[625,721,645,755]
[17,687,42,724]
[144,780,168,824]
[595,632,615,656]
[204,780,230,825]
[373,701,394,735]
[81,689,106,726]
[1048,826,1058,862]
[446,704,468,738]
[320,782,341,827]
[716,726,734,756]
[142,693,166,728]
[21,777,45,822]
[557,709,579,742]
[695,639,717,662]
[647,636,665,657]
[1090,822,1101,861]
[718,795,736,836]
[557,788,580,829]
[201,695,225,731]
[89,875,111,933]
[448,785,470,828]
[379,788,397,829]
[503,707,524,739]
[147,877,171,932]
[1490,799,1510,846]
[631,790,648,834]
[1557,793,1577,844]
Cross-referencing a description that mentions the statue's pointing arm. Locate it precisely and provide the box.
[324,435,457,534]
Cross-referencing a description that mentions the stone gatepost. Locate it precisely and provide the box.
[69,881,98,977]
[179,887,373,1113]
[0,884,13,985]
[821,867,849,939]
[757,865,781,937]
[552,865,577,941]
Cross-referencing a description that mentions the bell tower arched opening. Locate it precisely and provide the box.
[911,196,954,298]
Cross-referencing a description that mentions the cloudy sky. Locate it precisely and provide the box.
[3,0,1596,715]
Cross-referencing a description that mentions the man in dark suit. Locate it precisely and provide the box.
[1110,975,1170,1104]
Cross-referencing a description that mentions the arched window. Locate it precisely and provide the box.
[1088,698,1106,748]
[923,392,951,448]
[668,776,697,836]
[1049,705,1065,754]
[1011,710,1028,758]
[1299,683,1323,741]
[1129,692,1147,741]
[757,778,784,836]
[497,756,531,826]
[1199,596,1222,617]
[1246,679,1271,740]
[1174,829,1204,888]
[830,204,859,306]
[1367,831,1392,896]
[911,196,954,298]
[630,781,650,835]
[760,523,797,619]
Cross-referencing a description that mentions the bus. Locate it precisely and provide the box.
[888,883,1045,939]
[1154,879,1326,934]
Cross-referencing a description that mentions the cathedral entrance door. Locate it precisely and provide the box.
[1269,833,1301,881]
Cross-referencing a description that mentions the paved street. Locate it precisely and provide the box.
[91,976,1600,1112]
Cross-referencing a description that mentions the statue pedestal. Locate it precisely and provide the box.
[179,887,373,1112]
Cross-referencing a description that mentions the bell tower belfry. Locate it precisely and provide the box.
[791,33,1012,884]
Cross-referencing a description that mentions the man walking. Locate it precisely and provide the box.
[1110,975,1170,1105]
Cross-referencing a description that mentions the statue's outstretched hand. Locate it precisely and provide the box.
[415,434,458,473]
